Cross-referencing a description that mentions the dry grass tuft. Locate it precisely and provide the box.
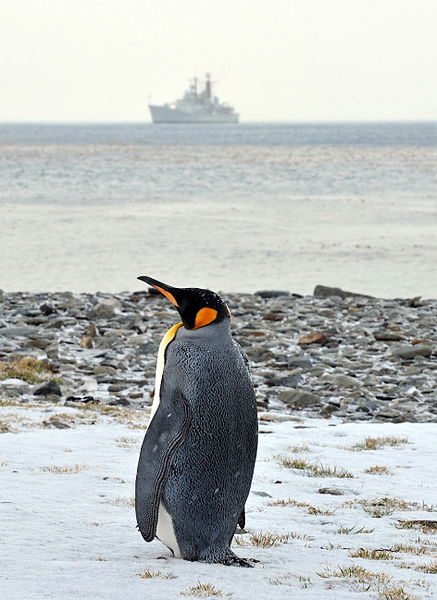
[390,544,433,556]
[336,525,375,535]
[0,412,39,433]
[116,436,139,447]
[139,567,176,580]
[277,456,354,478]
[318,564,392,587]
[180,582,225,597]
[364,465,392,475]
[110,408,148,428]
[111,496,135,507]
[397,520,437,534]
[345,497,435,518]
[269,573,293,586]
[0,357,53,383]
[411,535,437,548]
[350,548,397,560]
[0,399,40,408]
[377,588,420,600]
[318,565,421,599]
[234,531,292,548]
[416,562,437,574]
[0,420,14,434]
[351,436,410,451]
[288,444,311,453]
[267,497,335,515]
[41,464,89,474]
[269,573,311,588]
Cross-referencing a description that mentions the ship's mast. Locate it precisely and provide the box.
[205,72,212,101]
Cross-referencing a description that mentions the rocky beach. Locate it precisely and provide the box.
[1,285,436,425]
[2,285,437,599]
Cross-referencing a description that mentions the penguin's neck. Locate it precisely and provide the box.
[176,318,232,346]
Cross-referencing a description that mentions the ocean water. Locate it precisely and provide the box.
[1,122,436,297]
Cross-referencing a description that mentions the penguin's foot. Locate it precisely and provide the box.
[218,555,254,568]
[199,548,256,568]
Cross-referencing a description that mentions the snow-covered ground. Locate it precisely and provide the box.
[1,404,436,600]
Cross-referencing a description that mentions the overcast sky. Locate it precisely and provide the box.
[1,0,436,122]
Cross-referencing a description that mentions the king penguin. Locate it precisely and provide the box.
[135,276,258,567]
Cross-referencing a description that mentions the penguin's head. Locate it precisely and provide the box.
[137,276,230,330]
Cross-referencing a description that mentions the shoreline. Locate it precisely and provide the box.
[1,286,436,424]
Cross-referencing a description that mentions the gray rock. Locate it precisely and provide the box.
[0,326,39,338]
[40,303,57,316]
[287,357,313,370]
[33,380,62,397]
[313,285,373,299]
[108,383,127,392]
[0,378,31,393]
[255,290,291,298]
[93,365,117,376]
[325,374,363,388]
[375,408,403,420]
[390,344,433,360]
[319,404,339,417]
[109,397,131,407]
[270,374,301,388]
[318,487,345,496]
[278,388,321,409]
[94,336,120,349]
[91,297,122,317]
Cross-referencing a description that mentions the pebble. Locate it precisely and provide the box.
[298,331,327,345]
[0,287,436,423]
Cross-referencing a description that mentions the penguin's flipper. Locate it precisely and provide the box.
[135,389,191,542]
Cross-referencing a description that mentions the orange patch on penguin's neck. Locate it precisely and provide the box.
[193,307,218,329]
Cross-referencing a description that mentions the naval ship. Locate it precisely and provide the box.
[149,74,239,124]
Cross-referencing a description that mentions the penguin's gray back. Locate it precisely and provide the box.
[160,321,258,561]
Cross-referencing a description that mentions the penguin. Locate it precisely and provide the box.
[135,276,258,567]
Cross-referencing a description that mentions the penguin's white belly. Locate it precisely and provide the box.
[156,502,181,557]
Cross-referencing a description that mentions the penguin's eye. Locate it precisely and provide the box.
[193,307,218,329]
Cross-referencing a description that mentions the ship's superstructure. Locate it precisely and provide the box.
[149,74,239,124]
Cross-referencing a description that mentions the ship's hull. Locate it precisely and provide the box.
[149,105,239,124]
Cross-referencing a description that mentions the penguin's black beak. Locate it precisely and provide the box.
[137,276,180,307]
